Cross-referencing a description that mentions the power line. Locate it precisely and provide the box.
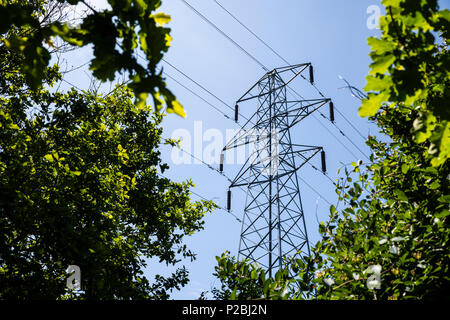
[162,58,232,112]
[181,0,268,72]
[298,176,332,206]
[133,52,251,125]
[163,71,233,122]
[158,172,242,223]
[184,0,369,161]
[164,135,335,212]
[212,0,369,147]
[161,65,340,202]
[212,0,290,66]
[162,58,255,126]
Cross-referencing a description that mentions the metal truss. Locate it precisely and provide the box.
[221,64,332,277]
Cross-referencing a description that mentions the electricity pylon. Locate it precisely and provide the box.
[221,63,333,277]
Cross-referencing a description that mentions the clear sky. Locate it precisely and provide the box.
[60,0,450,299]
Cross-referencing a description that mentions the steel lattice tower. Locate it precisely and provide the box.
[221,64,332,277]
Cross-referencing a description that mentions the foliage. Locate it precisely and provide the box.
[360,0,449,167]
[0,0,186,116]
[314,155,449,300]
[0,1,214,299]
[210,0,449,300]
[209,252,294,300]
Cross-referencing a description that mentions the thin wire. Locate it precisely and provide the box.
[212,0,369,147]
[298,176,332,206]
[286,86,363,160]
[162,58,254,126]
[309,81,368,143]
[164,71,233,121]
[134,52,250,125]
[213,0,290,66]
[187,0,369,160]
[181,0,268,72]
[165,135,335,212]
[168,138,234,184]
[158,172,242,223]
[177,1,345,204]
[162,58,232,112]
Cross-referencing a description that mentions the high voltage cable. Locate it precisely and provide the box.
[134,53,252,125]
[211,0,369,143]
[63,64,335,215]
[188,188,242,223]
[164,71,233,122]
[139,37,337,209]
[212,0,291,66]
[162,58,232,112]
[158,172,242,223]
[182,0,369,161]
[298,176,332,206]
[181,0,268,72]
[165,134,335,209]
[164,67,341,193]
[286,86,370,161]
[162,58,255,126]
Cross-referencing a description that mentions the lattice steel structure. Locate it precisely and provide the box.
[221,64,332,277]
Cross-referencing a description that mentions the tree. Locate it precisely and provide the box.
[311,0,449,300]
[0,0,214,299]
[0,0,186,116]
[211,0,449,300]
[209,252,293,300]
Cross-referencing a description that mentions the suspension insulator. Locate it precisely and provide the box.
[220,154,224,172]
[235,104,239,122]
[309,65,314,84]
[321,150,327,173]
[329,101,335,123]
[227,190,231,211]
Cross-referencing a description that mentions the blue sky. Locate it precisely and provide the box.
[60,0,449,299]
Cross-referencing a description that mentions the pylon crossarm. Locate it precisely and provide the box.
[284,100,329,128]
[236,64,310,103]
[252,99,329,130]
[271,63,311,76]
[229,145,322,188]
[223,128,273,152]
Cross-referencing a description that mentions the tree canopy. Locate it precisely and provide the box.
[0,0,214,299]
[0,0,186,116]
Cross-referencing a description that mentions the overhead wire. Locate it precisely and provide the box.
[158,172,242,223]
[138,11,339,216]
[212,0,368,142]
[163,71,233,122]
[209,0,369,159]
[161,58,255,126]
[181,0,268,72]
[177,0,349,206]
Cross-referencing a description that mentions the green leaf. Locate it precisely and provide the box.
[359,91,389,117]
[401,164,409,174]
[369,54,395,75]
[152,12,171,25]
[368,37,395,55]
[437,195,450,204]
[167,99,186,118]
[365,75,392,92]
[438,9,450,22]
[393,189,408,202]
